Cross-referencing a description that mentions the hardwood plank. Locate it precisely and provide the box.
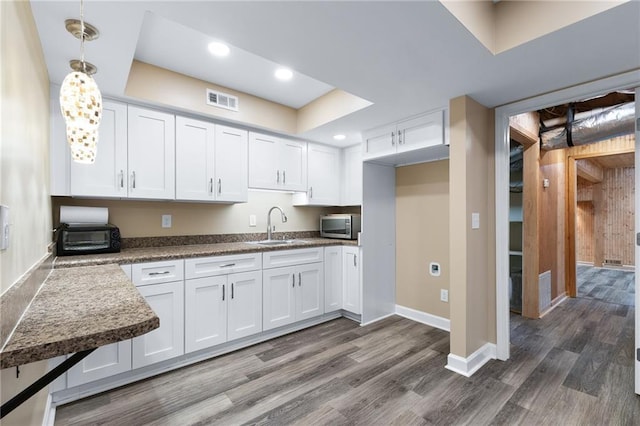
[562,339,617,397]
[488,401,536,426]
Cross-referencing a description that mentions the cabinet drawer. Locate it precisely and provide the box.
[262,247,324,269]
[132,260,184,286]
[185,253,262,279]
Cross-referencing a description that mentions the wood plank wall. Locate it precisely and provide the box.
[539,149,566,300]
[602,167,635,266]
[576,201,594,262]
[574,167,635,266]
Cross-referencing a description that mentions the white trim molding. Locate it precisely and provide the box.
[446,343,497,377]
[395,305,450,332]
[359,312,396,327]
[42,393,56,426]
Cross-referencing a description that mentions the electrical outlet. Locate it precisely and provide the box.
[249,214,257,227]
[440,289,449,303]
[162,214,172,228]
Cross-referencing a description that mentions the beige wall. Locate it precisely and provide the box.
[441,0,626,54]
[449,95,496,358]
[297,89,372,134]
[52,191,332,238]
[396,160,450,319]
[126,61,298,134]
[1,0,52,424]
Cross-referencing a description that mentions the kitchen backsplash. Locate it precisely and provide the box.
[52,192,360,239]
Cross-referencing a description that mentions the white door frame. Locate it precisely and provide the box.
[494,70,640,362]
[635,86,640,394]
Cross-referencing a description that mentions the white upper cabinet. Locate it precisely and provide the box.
[362,109,447,165]
[215,125,248,202]
[341,144,363,206]
[70,101,128,197]
[248,132,307,192]
[292,143,340,206]
[127,106,176,199]
[175,118,248,203]
[176,117,215,201]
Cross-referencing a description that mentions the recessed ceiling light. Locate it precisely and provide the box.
[275,67,293,81]
[208,41,230,57]
[333,134,346,141]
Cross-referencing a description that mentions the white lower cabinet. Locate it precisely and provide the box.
[184,270,262,353]
[263,262,324,331]
[343,246,361,315]
[324,246,343,313]
[132,261,185,369]
[67,341,132,387]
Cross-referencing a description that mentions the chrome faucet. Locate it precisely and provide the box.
[267,206,288,240]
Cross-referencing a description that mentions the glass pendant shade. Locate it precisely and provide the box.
[59,70,102,163]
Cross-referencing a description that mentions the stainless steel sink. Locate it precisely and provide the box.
[245,239,306,246]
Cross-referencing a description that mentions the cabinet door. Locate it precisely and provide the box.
[228,271,262,340]
[133,281,184,368]
[262,266,296,331]
[185,276,227,353]
[396,111,444,153]
[70,100,128,197]
[279,139,307,191]
[306,143,340,205]
[363,123,396,160]
[175,116,215,201]
[248,132,279,190]
[342,145,362,206]
[215,125,248,202]
[296,263,324,321]
[67,341,132,387]
[324,247,343,313]
[343,247,361,315]
[127,106,175,199]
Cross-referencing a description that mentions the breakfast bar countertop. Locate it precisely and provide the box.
[53,238,359,269]
[0,264,159,369]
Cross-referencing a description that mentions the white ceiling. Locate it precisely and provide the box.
[30,1,640,147]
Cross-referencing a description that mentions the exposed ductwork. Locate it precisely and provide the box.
[541,102,635,150]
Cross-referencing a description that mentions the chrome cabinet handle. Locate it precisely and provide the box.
[222,284,225,301]
[298,272,301,286]
[398,130,403,145]
[391,131,395,146]
[218,178,222,194]
[149,271,170,276]
[277,170,280,184]
[119,170,124,188]
[231,283,234,299]
[131,171,136,189]
[219,263,236,268]
[209,178,213,194]
[292,274,295,287]
[283,170,286,185]
[309,187,313,199]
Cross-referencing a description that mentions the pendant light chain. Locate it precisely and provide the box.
[80,0,86,73]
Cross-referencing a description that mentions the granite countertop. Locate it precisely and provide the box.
[54,238,358,268]
[0,264,159,369]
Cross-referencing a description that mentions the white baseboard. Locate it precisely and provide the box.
[359,312,396,327]
[446,342,497,377]
[395,305,450,332]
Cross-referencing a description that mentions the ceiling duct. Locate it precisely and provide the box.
[541,102,635,150]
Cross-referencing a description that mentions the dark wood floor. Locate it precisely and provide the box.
[56,284,639,425]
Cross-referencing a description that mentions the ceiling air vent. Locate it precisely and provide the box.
[206,89,239,112]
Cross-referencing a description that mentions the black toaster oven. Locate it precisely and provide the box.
[56,223,121,256]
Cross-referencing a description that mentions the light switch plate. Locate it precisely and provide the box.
[471,212,480,229]
[249,214,257,227]
[161,214,172,228]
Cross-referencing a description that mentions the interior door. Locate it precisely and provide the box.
[635,87,639,395]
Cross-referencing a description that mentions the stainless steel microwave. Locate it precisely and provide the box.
[320,214,361,240]
[56,223,121,256]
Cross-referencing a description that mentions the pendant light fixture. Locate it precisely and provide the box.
[59,0,102,164]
